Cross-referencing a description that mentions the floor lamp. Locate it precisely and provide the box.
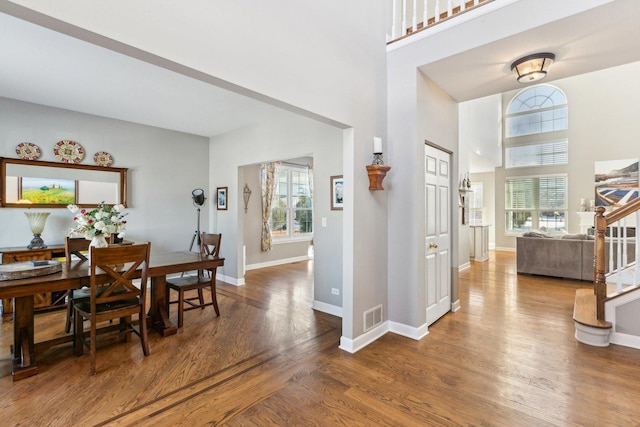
[189,188,206,251]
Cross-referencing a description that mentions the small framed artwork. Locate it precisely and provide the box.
[216,187,228,210]
[330,175,344,210]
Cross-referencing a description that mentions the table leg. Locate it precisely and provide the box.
[11,296,38,381]
[148,275,177,337]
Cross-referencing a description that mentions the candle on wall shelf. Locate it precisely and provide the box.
[367,136,390,190]
[373,136,382,154]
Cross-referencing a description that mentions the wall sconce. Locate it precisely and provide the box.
[243,183,252,213]
[366,137,391,190]
[511,52,555,83]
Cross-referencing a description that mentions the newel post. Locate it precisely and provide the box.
[594,206,607,321]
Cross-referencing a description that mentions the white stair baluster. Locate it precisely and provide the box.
[423,0,428,26]
[460,0,466,12]
[447,0,453,17]
[392,0,400,39]
[412,0,418,31]
[401,0,407,36]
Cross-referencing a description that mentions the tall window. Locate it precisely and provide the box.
[469,182,483,226]
[505,175,567,232]
[504,85,568,234]
[270,165,313,240]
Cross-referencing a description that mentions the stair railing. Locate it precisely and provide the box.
[594,198,640,320]
[387,0,492,43]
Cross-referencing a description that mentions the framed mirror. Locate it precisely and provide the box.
[1,157,127,208]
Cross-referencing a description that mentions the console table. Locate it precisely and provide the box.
[0,244,67,316]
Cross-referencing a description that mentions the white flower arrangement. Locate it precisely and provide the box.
[67,202,127,239]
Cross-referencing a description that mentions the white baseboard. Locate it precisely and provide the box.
[458,262,471,272]
[312,300,342,318]
[451,299,461,312]
[388,320,429,340]
[218,273,244,286]
[494,246,516,252]
[245,255,312,271]
[339,321,389,353]
[339,319,434,353]
[610,332,640,349]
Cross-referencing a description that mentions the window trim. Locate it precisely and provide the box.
[270,165,313,242]
[504,173,568,236]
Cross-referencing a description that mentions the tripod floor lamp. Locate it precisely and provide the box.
[190,188,207,251]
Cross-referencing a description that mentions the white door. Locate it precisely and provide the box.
[425,144,452,325]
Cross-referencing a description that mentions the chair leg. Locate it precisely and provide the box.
[139,309,150,356]
[178,289,185,328]
[75,310,84,356]
[210,282,220,316]
[90,316,97,375]
[65,297,73,333]
[197,288,205,308]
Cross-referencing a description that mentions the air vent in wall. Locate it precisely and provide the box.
[363,304,383,332]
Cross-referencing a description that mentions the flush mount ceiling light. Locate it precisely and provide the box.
[511,53,555,83]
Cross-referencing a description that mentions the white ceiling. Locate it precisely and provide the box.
[0,12,294,138]
[1,1,640,138]
[421,0,640,102]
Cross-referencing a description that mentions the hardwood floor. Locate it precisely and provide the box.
[2,251,640,425]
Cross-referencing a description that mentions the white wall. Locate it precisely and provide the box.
[4,1,389,344]
[241,161,313,269]
[0,97,209,254]
[210,115,344,310]
[495,61,640,249]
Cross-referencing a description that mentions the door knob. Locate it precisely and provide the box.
[429,242,438,249]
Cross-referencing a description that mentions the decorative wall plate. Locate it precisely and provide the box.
[93,151,113,167]
[15,142,41,160]
[53,140,85,163]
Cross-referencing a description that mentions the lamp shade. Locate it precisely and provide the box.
[192,188,206,206]
[511,53,555,83]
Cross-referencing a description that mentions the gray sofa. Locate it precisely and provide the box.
[516,233,636,281]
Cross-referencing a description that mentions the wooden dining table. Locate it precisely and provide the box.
[0,251,224,381]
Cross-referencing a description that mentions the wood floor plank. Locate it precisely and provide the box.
[2,254,640,425]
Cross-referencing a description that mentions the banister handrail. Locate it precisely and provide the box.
[594,198,640,320]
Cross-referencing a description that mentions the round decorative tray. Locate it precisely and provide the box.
[53,140,85,163]
[15,142,42,160]
[0,261,62,281]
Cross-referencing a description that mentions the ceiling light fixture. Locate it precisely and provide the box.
[511,53,555,83]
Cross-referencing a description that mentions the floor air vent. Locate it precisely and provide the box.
[364,305,383,332]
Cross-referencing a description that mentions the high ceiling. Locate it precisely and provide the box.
[1,1,640,138]
[420,0,640,102]
[0,11,294,138]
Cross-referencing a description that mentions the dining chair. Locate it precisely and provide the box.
[74,243,151,375]
[63,236,90,333]
[166,233,221,327]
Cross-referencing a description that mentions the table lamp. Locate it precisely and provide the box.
[25,211,50,249]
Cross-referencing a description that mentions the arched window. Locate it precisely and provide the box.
[505,85,567,138]
[504,84,568,234]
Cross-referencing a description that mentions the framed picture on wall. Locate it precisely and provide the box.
[330,175,343,210]
[216,187,228,210]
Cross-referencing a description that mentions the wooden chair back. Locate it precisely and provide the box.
[201,233,222,258]
[89,243,150,311]
[65,236,90,264]
[198,233,221,278]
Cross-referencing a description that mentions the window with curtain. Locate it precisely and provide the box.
[270,165,313,240]
[505,175,567,233]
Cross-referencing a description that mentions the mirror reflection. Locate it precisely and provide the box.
[1,157,127,208]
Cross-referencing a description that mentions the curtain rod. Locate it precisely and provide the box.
[280,161,311,168]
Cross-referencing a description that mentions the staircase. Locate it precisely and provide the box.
[574,200,640,348]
